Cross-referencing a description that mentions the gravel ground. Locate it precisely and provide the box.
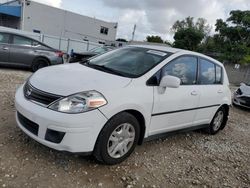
[0,68,249,188]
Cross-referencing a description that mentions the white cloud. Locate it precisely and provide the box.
[102,0,250,41]
[19,0,249,41]
[32,0,62,8]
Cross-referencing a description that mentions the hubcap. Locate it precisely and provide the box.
[213,111,224,131]
[107,123,135,158]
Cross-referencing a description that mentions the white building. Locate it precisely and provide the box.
[0,0,118,44]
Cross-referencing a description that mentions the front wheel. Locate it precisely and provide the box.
[94,112,140,165]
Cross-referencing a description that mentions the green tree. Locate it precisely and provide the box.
[172,17,211,36]
[146,35,164,43]
[215,10,250,64]
[172,17,211,51]
[174,28,204,51]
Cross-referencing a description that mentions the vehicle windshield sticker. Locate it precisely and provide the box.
[147,50,167,57]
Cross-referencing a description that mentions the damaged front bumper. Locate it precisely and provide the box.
[233,92,250,109]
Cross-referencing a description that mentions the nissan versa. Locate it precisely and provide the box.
[15,45,231,164]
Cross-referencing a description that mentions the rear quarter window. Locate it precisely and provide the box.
[215,65,223,84]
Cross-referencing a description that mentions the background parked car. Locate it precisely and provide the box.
[0,31,64,72]
[69,46,115,63]
[233,82,250,109]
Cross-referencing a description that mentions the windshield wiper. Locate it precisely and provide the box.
[83,63,127,77]
[80,59,90,65]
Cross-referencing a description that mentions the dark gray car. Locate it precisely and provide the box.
[0,31,63,71]
[69,46,115,63]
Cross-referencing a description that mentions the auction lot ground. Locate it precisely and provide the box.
[0,68,249,188]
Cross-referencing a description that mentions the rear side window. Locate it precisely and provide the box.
[13,35,32,47]
[199,59,215,84]
[162,56,198,85]
[0,33,10,44]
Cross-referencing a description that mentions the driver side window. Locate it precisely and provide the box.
[162,56,198,85]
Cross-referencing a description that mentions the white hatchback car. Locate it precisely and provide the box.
[15,45,231,164]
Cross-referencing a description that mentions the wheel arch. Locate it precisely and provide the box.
[122,109,146,145]
[96,109,146,147]
[219,103,230,117]
[32,56,51,66]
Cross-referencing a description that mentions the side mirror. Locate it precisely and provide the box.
[159,75,181,88]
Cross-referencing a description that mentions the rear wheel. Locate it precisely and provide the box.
[94,112,140,165]
[31,58,49,72]
[207,107,227,135]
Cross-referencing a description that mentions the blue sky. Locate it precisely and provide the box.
[33,0,250,41]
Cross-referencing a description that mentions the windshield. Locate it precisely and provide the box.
[85,47,171,78]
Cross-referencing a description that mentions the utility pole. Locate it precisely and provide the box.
[21,0,26,30]
[131,24,136,41]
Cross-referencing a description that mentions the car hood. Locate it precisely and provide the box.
[29,63,132,96]
[239,83,250,96]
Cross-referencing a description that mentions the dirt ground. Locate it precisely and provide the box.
[0,68,249,188]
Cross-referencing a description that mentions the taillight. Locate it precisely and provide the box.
[56,51,64,57]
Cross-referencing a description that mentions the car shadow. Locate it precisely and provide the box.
[0,65,31,72]
[232,104,250,112]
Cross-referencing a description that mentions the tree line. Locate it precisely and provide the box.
[146,10,250,64]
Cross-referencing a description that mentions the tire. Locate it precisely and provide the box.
[94,112,140,165]
[206,107,227,135]
[31,58,49,72]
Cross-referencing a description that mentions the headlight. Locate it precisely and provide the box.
[235,88,242,95]
[48,91,107,113]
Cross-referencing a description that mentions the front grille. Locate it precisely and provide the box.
[17,112,39,136]
[24,82,62,106]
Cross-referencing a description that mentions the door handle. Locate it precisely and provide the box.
[2,47,9,50]
[217,90,223,94]
[191,91,198,96]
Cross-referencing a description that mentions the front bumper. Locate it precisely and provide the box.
[233,94,250,109]
[15,85,108,153]
[50,57,63,65]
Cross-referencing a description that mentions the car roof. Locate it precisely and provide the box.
[129,44,180,53]
[129,44,224,66]
[0,30,54,49]
[1,31,34,39]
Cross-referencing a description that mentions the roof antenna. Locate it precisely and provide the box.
[131,24,136,41]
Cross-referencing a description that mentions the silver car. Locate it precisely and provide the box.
[233,82,250,109]
[0,31,63,72]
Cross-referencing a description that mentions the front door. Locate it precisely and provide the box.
[9,35,35,66]
[149,56,200,136]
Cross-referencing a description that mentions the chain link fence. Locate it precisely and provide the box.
[0,26,102,53]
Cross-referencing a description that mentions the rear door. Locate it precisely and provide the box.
[193,58,224,125]
[9,35,35,67]
[0,32,10,64]
[149,55,200,135]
